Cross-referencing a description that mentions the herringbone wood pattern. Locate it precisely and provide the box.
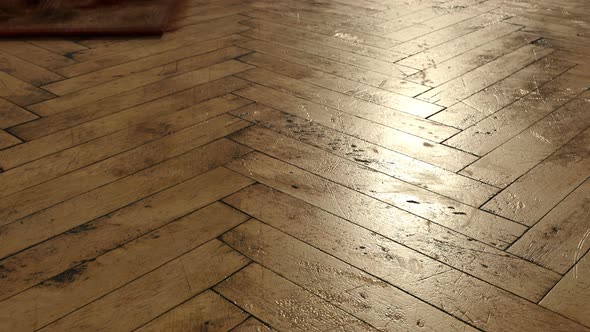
[0,0,589,331]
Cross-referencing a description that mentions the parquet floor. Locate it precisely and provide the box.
[0,0,589,330]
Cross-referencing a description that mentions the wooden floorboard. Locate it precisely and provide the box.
[1,0,589,331]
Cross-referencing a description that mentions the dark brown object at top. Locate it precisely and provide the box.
[0,0,186,36]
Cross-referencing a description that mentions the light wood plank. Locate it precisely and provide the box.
[225,184,558,303]
[0,41,76,69]
[240,28,417,78]
[136,290,248,332]
[398,22,522,71]
[239,52,443,117]
[553,50,590,65]
[418,44,555,107]
[232,317,273,332]
[0,98,37,129]
[226,148,524,250]
[483,128,590,226]
[429,56,575,129]
[76,36,129,49]
[386,2,498,42]
[542,37,590,56]
[248,1,382,26]
[234,84,477,171]
[12,60,252,139]
[508,179,590,274]
[0,115,250,227]
[241,19,408,63]
[0,94,251,199]
[236,68,457,142]
[215,263,381,332]
[0,71,55,107]
[570,63,590,77]
[0,50,64,86]
[406,31,538,87]
[390,13,510,55]
[461,98,590,187]
[0,166,253,299]
[243,9,399,49]
[506,14,590,44]
[378,1,477,32]
[0,0,588,327]
[55,18,250,77]
[0,130,21,150]
[231,103,497,205]
[370,0,448,21]
[221,219,475,332]
[72,18,242,61]
[253,5,385,35]
[180,4,251,22]
[27,39,88,55]
[0,76,249,170]
[540,251,590,327]
[447,73,590,156]
[220,218,585,331]
[237,39,429,96]
[36,240,249,332]
[0,212,248,330]
[0,236,248,331]
[30,57,253,116]
[43,34,250,95]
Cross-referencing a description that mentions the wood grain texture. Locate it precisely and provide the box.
[0,130,21,150]
[0,98,37,129]
[541,251,590,327]
[227,134,524,249]
[508,179,590,274]
[483,128,590,226]
[136,290,248,332]
[215,263,381,332]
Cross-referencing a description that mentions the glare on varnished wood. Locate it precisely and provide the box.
[0,0,589,331]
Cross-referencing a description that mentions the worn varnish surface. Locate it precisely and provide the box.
[0,0,589,331]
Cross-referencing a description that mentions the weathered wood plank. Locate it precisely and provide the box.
[1,76,249,170]
[0,229,248,332]
[508,179,590,274]
[483,128,590,226]
[136,291,248,332]
[0,98,37,129]
[233,84,476,171]
[0,115,250,227]
[220,218,585,331]
[11,61,252,139]
[231,103,497,205]
[0,166,253,299]
[460,98,590,187]
[446,73,590,156]
[225,184,558,303]
[236,68,458,142]
[215,263,381,332]
[540,251,590,327]
[226,147,524,250]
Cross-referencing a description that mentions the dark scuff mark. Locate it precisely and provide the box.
[44,265,87,286]
[0,264,15,279]
[64,51,77,59]
[66,223,98,235]
[353,157,371,164]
